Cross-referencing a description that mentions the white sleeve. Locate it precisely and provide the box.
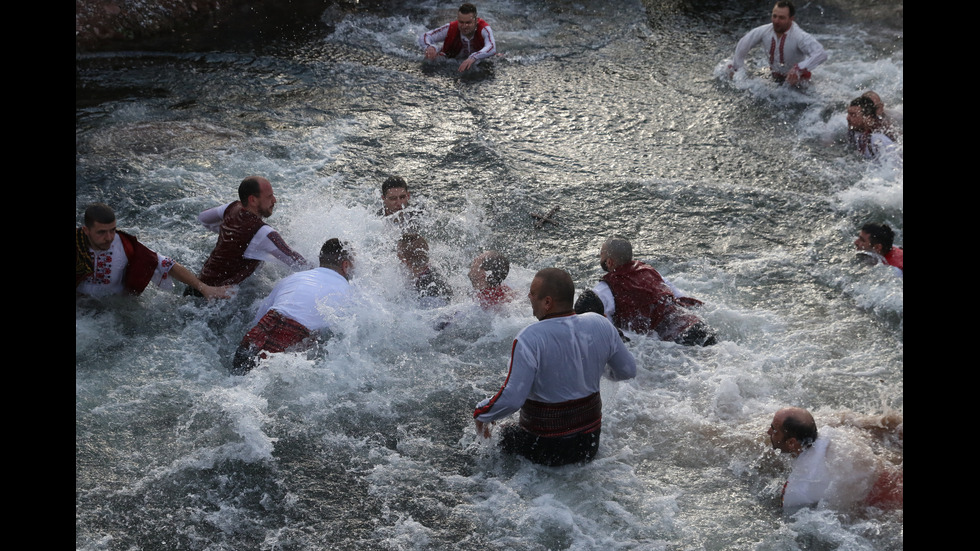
[592,281,616,320]
[796,30,827,71]
[243,226,298,266]
[420,23,450,50]
[469,26,497,60]
[661,276,685,298]
[197,203,232,232]
[732,25,768,70]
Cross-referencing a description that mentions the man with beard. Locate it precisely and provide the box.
[587,236,716,346]
[190,176,310,293]
[729,1,827,86]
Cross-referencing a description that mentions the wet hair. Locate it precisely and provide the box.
[573,289,605,316]
[850,96,877,118]
[84,203,116,227]
[782,410,818,448]
[861,223,895,253]
[319,238,353,269]
[775,1,796,17]
[479,251,510,286]
[382,176,409,197]
[603,236,634,265]
[397,232,430,269]
[459,3,477,16]
[238,176,264,204]
[533,268,575,308]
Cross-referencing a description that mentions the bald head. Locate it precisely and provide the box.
[768,407,818,455]
[600,237,633,272]
[528,268,575,320]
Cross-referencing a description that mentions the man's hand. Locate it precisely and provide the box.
[475,419,492,439]
[459,57,477,72]
[201,284,233,300]
[424,46,439,60]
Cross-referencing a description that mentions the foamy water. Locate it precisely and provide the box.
[77,1,902,549]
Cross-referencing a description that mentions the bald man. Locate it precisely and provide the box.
[192,176,310,292]
[589,236,716,346]
[768,407,903,510]
[474,268,636,466]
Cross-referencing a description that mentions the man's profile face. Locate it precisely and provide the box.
[599,244,611,272]
[254,179,277,218]
[457,11,477,38]
[527,277,549,320]
[83,220,118,251]
[846,106,872,132]
[383,187,411,215]
[767,412,793,453]
[854,231,879,253]
[468,254,488,289]
[771,6,793,34]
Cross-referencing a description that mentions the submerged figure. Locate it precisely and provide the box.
[590,236,717,346]
[767,407,903,510]
[473,268,636,466]
[232,238,355,375]
[853,222,903,277]
[397,232,453,309]
[76,203,230,300]
[468,250,516,310]
[728,1,827,86]
[419,3,497,73]
[846,96,900,161]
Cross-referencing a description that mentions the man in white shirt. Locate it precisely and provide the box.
[729,1,827,86]
[232,238,355,374]
[473,268,636,466]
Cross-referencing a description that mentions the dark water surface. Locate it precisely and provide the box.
[77,1,902,549]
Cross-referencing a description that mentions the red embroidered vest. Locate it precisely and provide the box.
[199,201,266,286]
[601,261,700,341]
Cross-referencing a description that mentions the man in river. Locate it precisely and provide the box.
[377,176,419,223]
[853,222,903,275]
[728,1,827,86]
[76,203,231,300]
[473,268,637,466]
[397,232,453,308]
[468,250,516,310]
[232,238,355,374]
[419,3,497,73]
[189,176,310,294]
[588,236,716,346]
[768,407,903,510]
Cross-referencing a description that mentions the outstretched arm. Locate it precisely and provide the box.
[169,262,232,300]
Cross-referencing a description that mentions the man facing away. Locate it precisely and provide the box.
[468,250,516,310]
[191,176,310,293]
[76,203,230,300]
[589,237,717,346]
[729,1,827,86]
[853,223,903,276]
[474,268,636,466]
[232,238,355,374]
[419,3,497,73]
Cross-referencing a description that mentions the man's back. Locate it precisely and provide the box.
[513,313,636,403]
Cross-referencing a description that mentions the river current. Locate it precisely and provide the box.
[76,1,903,549]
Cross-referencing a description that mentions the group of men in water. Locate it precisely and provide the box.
[75,0,901,511]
